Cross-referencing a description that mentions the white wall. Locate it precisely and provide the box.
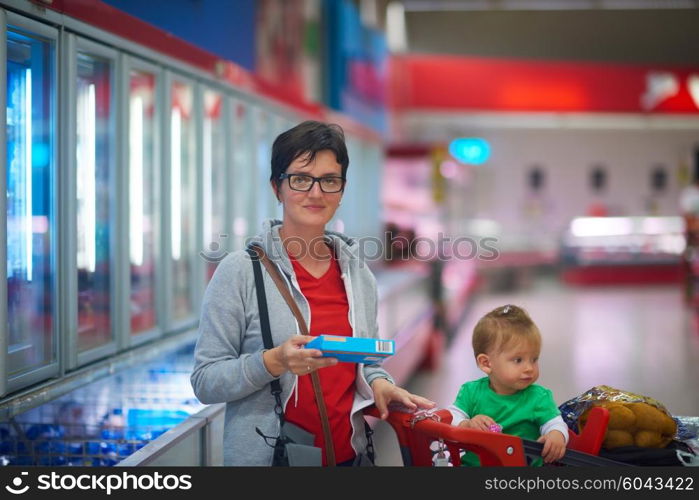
[390,114,699,251]
[467,128,696,248]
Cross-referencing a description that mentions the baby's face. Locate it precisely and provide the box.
[486,340,540,395]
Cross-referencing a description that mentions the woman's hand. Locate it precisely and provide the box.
[537,430,566,463]
[370,378,436,420]
[458,414,495,431]
[263,335,337,377]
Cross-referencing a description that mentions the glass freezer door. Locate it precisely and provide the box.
[202,88,226,282]
[129,69,158,336]
[5,27,56,379]
[170,79,196,322]
[75,51,114,353]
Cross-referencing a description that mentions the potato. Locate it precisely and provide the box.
[606,405,636,430]
[627,403,664,433]
[660,414,677,437]
[580,400,676,449]
[604,430,634,449]
[634,430,663,448]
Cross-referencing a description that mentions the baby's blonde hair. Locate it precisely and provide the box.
[472,304,541,357]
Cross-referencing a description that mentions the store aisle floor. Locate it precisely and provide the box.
[372,276,699,466]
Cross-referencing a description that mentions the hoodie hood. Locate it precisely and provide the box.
[245,219,359,277]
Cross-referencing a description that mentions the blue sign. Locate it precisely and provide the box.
[449,138,491,165]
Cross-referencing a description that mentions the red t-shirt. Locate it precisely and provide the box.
[285,254,357,465]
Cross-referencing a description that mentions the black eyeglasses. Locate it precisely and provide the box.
[279,173,346,193]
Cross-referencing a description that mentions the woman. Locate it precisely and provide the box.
[191,120,434,466]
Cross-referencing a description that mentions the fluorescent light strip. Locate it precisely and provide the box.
[203,117,212,248]
[76,80,98,274]
[130,95,144,267]
[24,69,33,281]
[86,83,97,274]
[76,85,86,272]
[571,217,634,237]
[171,107,182,261]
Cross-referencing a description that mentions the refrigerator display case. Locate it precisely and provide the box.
[0,343,202,466]
[560,216,685,285]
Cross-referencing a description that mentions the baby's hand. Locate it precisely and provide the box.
[537,430,566,463]
[460,414,495,432]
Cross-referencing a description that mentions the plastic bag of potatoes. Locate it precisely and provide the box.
[559,385,677,449]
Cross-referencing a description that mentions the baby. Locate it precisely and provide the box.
[448,304,567,465]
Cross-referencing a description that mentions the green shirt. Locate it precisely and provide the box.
[453,377,560,466]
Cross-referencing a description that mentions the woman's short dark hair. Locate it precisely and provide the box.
[270,121,349,191]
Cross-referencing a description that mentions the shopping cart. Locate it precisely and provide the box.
[364,405,629,466]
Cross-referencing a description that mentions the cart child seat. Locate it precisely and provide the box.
[364,406,612,466]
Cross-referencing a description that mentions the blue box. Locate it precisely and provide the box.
[305,335,395,364]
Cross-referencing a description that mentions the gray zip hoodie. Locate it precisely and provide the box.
[190,220,394,465]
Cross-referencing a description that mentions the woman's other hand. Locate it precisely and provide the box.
[263,335,338,377]
[370,378,436,420]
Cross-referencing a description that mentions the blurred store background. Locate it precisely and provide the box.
[1,0,698,466]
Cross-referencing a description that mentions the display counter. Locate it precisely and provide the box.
[560,216,684,285]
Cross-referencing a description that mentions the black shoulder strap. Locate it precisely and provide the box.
[247,247,283,405]
[248,245,337,465]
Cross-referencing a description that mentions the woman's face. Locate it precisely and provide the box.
[274,149,344,231]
